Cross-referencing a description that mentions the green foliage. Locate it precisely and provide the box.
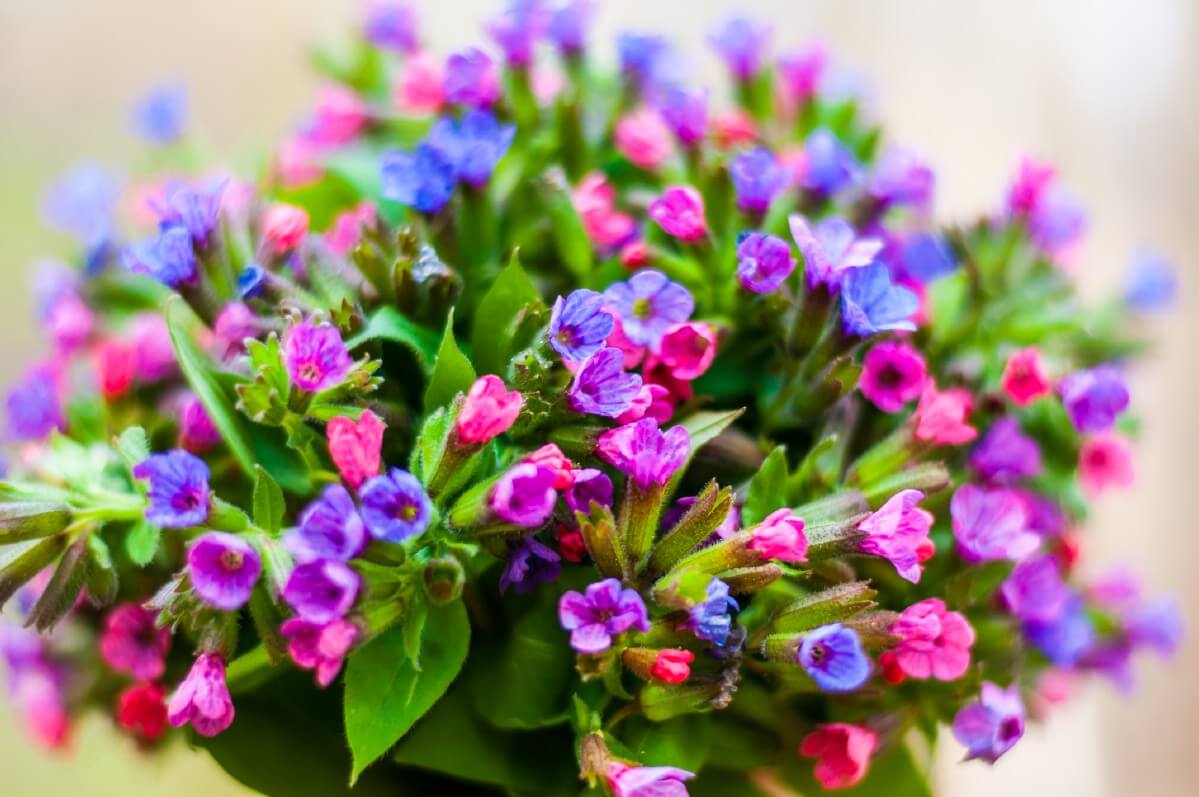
[470,252,546,377]
[348,306,441,372]
[742,446,789,526]
[424,309,476,412]
[252,466,287,535]
[124,520,161,567]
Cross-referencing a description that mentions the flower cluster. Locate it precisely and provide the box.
[0,3,1180,796]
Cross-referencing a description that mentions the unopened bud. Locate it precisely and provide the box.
[422,555,465,604]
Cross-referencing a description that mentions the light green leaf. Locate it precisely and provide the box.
[253,466,287,535]
[742,446,788,527]
[469,251,545,377]
[423,309,476,413]
[125,520,161,567]
[115,426,150,471]
[344,600,471,784]
[347,306,441,372]
[0,537,67,609]
[538,172,593,279]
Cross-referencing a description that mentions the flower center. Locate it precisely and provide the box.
[632,298,653,319]
[998,716,1022,742]
[807,642,828,663]
[299,362,322,384]
[397,503,418,522]
[220,549,244,572]
[878,364,903,388]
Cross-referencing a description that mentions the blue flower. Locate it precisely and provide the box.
[237,264,266,299]
[131,83,188,143]
[731,148,786,214]
[548,289,615,362]
[798,623,870,692]
[617,33,671,84]
[1122,249,1176,312]
[42,162,119,244]
[801,129,860,196]
[359,468,432,543]
[688,578,739,646]
[5,366,63,441]
[132,451,211,528]
[708,17,770,80]
[380,143,457,214]
[427,111,516,188]
[122,224,197,287]
[1023,595,1095,667]
[152,179,225,250]
[547,0,596,56]
[841,262,918,336]
[898,232,957,284]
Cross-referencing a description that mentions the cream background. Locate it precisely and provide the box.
[0,1,1194,794]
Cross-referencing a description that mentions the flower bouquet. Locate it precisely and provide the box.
[1,2,1182,795]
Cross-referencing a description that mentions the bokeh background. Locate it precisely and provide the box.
[0,1,1194,794]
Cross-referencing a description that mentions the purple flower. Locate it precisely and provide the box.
[790,214,882,291]
[731,148,786,215]
[499,536,561,593]
[1017,490,1065,537]
[897,232,957,284]
[1000,556,1068,623]
[950,484,1039,563]
[282,320,353,393]
[841,262,919,336]
[283,560,360,623]
[568,348,642,418]
[617,33,671,85]
[490,463,558,527]
[168,653,234,737]
[151,179,225,250]
[1122,249,1176,312]
[563,468,614,513]
[1023,594,1095,666]
[736,232,797,293]
[1028,184,1086,255]
[42,162,119,243]
[286,485,367,563]
[798,623,870,693]
[951,682,1025,764]
[970,417,1043,484]
[122,224,197,287]
[486,0,550,66]
[186,532,262,611]
[548,289,615,362]
[426,111,516,187]
[708,17,769,80]
[801,129,861,196]
[686,578,739,646]
[364,1,419,53]
[856,489,934,584]
[359,468,432,543]
[547,0,595,56]
[444,48,501,108]
[608,764,695,797]
[558,578,650,654]
[603,270,694,347]
[133,450,211,528]
[1125,597,1184,657]
[6,365,63,441]
[380,143,457,213]
[868,147,934,213]
[653,86,708,147]
[131,83,188,143]
[1058,365,1129,434]
[596,418,690,491]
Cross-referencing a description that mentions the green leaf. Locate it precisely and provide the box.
[27,535,90,632]
[253,466,287,535]
[666,408,746,496]
[85,533,119,608]
[125,520,162,568]
[348,306,441,372]
[344,600,471,783]
[115,426,150,471]
[469,251,545,377]
[620,714,713,772]
[742,446,788,527]
[423,309,476,413]
[538,172,593,279]
[0,502,72,544]
[0,536,67,609]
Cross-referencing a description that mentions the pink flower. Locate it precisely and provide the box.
[951,484,1039,563]
[616,383,673,425]
[605,314,647,369]
[261,203,309,256]
[99,603,171,681]
[648,186,708,243]
[281,617,359,688]
[655,322,717,381]
[859,341,926,413]
[46,293,95,355]
[276,135,323,188]
[523,443,574,489]
[890,598,975,681]
[615,107,675,171]
[396,51,445,115]
[1006,156,1056,217]
[168,653,234,737]
[307,86,369,148]
[130,313,177,382]
[572,173,636,251]
[857,489,934,583]
[325,202,377,256]
[180,394,221,454]
[799,723,878,790]
[1078,434,1134,495]
[455,375,523,445]
[712,109,758,149]
[747,508,808,563]
[327,410,387,488]
[606,763,694,797]
[651,649,694,684]
[596,418,690,491]
[620,240,650,268]
[1001,347,1052,406]
[912,383,976,445]
[213,302,260,357]
[94,339,137,399]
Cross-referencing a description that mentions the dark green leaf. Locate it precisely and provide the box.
[347,306,441,372]
[666,408,746,496]
[85,533,119,608]
[423,309,476,413]
[0,502,72,543]
[469,252,545,377]
[253,466,287,535]
[344,600,471,783]
[742,446,788,527]
[0,536,67,609]
[27,535,90,632]
[249,585,289,664]
[538,172,593,279]
[620,714,713,772]
[125,519,162,567]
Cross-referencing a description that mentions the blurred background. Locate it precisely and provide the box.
[0,0,1194,794]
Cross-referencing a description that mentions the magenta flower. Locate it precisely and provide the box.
[455,375,523,444]
[857,489,934,584]
[890,598,975,681]
[736,232,796,293]
[1000,347,1052,406]
[859,341,927,413]
[499,536,561,593]
[606,762,695,797]
[280,617,359,688]
[747,509,808,563]
[444,48,501,108]
[654,86,708,148]
[596,418,690,491]
[912,383,977,446]
[789,213,882,290]
[572,173,636,251]
[615,108,675,172]
[952,682,1025,764]
[568,347,643,418]
[951,484,1038,563]
[179,394,221,454]
[99,603,171,681]
[282,320,353,393]
[563,468,614,513]
[1001,556,1069,623]
[486,0,550,66]
[616,383,673,425]
[287,485,367,563]
[800,723,877,791]
[187,532,262,611]
[1078,434,1135,496]
[656,322,717,381]
[283,560,360,624]
[558,578,650,654]
[359,468,432,543]
[1059,365,1129,434]
[603,270,695,347]
[970,417,1042,484]
[168,653,234,737]
[522,443,574,489]
[798,623,871,692]
[261,203,309,256]
[133,450,211,528]
[326,410,385,489]
[489,463,558,528]
[648,186,708,243]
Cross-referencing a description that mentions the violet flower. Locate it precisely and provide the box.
[654,86,708,148]
[131,83,188,144]
[548,289,615,362]
[952,682,1025,764]
[568,347,643,418]
[801,128,861,196]
[563,468,614,513]
[489,463,558,527]
[897,232,957,284]
[486,0,550,66]
[364,1,419,53]
[736,232,796,294]
[1125,597,1184,658]
[789,214,882,291]
[133,450,211,528]
[152,179,225,251]
[287,485,368,563]
[444,47,500,108]
[607,763,695,797]
[708,16,769,80]
[283,560,360,624]
[1000,556,1069,624]
[617,33,671,86]
[187,532,262,611]
[596,418,690,491]
[282,320,353,393]
[950,484,1039,563]
[42,161,119,244]
[359,468,433,543]
[798,623,870,693]
[731,148,786,214]
[168,653,234,737]
[499,536,562,593]
[686,578,739,646]
[547,0,595,56]
[1122,248,1176,312]
[1058,365,1130,434]
[1023,594,1095,667]
[122,224,197,287]
[558,578,650,654]
[857,489,934,583]
[841,262,919,336]
[603,270,695,347]
[5,365,63,441]
[868,147,934,214]
[970,417,1043,484]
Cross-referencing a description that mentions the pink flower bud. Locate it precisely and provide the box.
[648,186,707,243]
[396,51,445,115]
[656,321,717,381]
[94,339,137,399]
[1078,434,1134,496]
[615,107,675,172]
[572,173,636,251]
[455,375,523,445]
[712,109,758,149]
[912,383,976,445]
[650,649,694,684]
[325,202,377,256]
[523,443,574,489]
[747,508,808,563]
[1001,347,1052,406]
[799,723,878,790]
[168,653,234,737]
[262,203,309,256]
[327,410,387,489]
